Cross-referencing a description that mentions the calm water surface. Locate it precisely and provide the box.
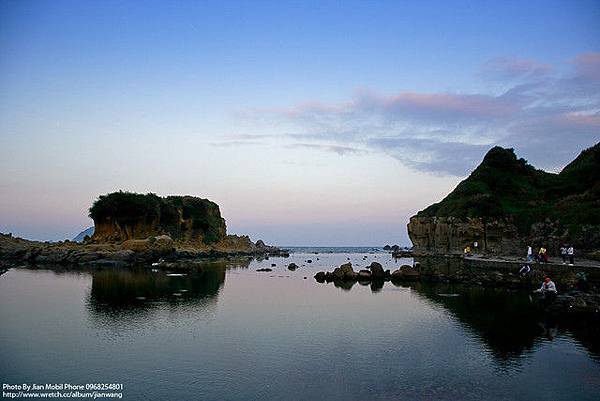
[1,250,599,400]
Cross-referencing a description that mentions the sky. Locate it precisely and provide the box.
[1,0,599,246]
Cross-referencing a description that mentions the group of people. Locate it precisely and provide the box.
[560,245,575,265]
[463,241,479,255]
[526,244,575,265]
[519,265,558,306]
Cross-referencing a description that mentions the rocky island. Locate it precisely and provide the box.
[408,143,600,257]
[0,191,285,267]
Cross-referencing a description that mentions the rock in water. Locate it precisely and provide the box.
[332,262,356,280]
[358,270,372,280]
[288,263,299,270]
[369,262,385,279]
[314,272,326,282]
[391,265,420,281]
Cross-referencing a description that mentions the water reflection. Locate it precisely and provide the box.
[388,280,600,364]
[86,258,250,322]
[399,282,545,364]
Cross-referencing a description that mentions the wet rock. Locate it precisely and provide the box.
[369,262,385,279]
[358,270,372,279]
[288,263,299,270]
[314,271,326,282]
[391,264,420,281]
[88,259,127,268]
[256,268,272,272]
[332,262,356,280]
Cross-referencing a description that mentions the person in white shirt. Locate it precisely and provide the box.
[567,245,574,265]
[560,245,568,264]
[527,246,532,262]
[519,264,531,278]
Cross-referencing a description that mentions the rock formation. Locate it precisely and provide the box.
[408,143,600,256]
[89,192,226,244]
[1,191,284,267]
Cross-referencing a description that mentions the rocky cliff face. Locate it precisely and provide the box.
[89,192,227,244]
[408,216,521,255]
[408,143,600,256]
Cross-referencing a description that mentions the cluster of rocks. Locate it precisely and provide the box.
[257,263,299,273]
[0,232,286,268]
[547,291,600,318]
[314,262,420,283]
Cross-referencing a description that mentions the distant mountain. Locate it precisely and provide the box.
[408,143,600,255]
[73,226,94,242]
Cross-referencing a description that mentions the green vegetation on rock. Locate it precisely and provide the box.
[418,143,600,237]
[89,191,226,243]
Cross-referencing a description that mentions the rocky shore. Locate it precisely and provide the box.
[0,232,286,268]
[314,257,600,319]
[0,192,289,268]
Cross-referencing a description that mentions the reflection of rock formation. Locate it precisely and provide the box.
[392,279,600,363]
[403,282,544,363]
[86,258,250,321]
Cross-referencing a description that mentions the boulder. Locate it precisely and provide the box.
[358,269,372,279]
[314,272,326,282]
[333,262,355,280]
[288,263,299,270]
[369,262,385,279]
[391,264,420,281]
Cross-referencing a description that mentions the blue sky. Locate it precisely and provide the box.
[1,0,599,245]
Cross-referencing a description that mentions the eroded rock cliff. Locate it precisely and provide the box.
[408,216,521,255]
[89,192,226,244]
[408,143,600,256]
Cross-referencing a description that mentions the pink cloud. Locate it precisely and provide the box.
[480,57,552,80]
[558,111,600,129]
[573,52,600,81]
[378,92,519,119]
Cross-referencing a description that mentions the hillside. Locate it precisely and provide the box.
[409,143,600,255]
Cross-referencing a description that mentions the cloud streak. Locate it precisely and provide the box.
[228,53,600,175]
[285,143,365,155]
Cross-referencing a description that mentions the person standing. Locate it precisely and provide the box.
[527,245,533,262]
[538,246,547,263]
[560,245,568,264]
[567,245,575,265]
